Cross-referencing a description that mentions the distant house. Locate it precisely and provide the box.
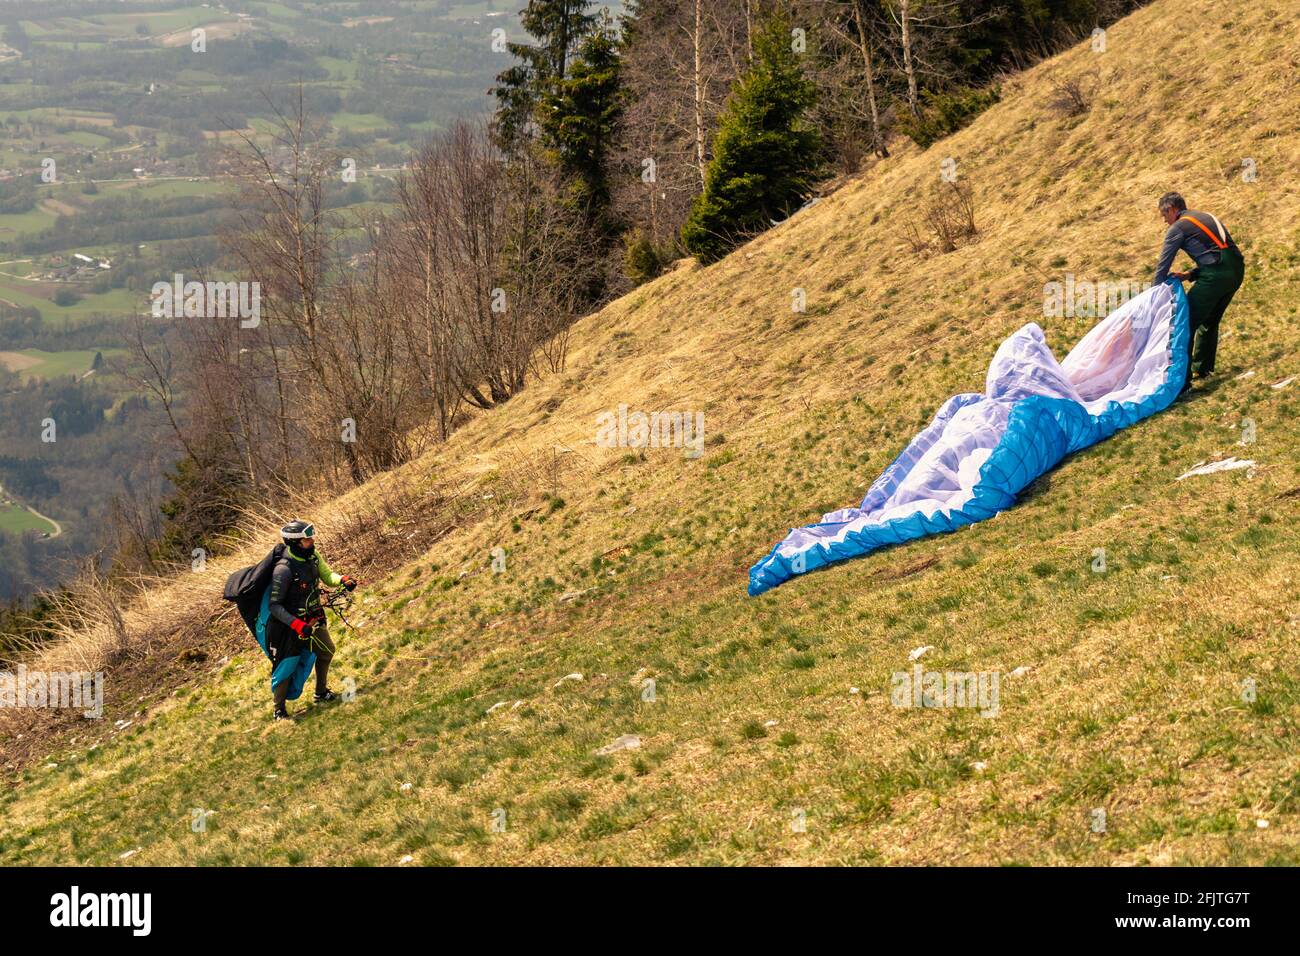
[73,253,95,264]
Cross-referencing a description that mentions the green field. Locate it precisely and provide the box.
[0,259,37,277]
[0,280,141,324]
[89,6,218,38]
[0,504,57,535]
[331,112,391,132]
[0,207,58,242]
[0,348,122,380]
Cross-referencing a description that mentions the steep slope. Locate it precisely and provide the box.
[4,0,1300,865]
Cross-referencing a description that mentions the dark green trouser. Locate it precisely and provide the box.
[1184,246,1244,386]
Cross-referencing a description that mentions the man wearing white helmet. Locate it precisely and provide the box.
[265,519,357,720]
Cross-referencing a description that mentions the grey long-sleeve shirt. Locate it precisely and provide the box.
[1152,210,1238,285]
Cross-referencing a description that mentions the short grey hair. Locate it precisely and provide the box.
[1158,191,1186,214]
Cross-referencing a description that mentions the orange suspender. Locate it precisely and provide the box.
[1181,213,1228,249]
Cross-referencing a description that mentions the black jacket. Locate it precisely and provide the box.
[265,549,329,661]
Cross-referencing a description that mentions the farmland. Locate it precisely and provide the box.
[0,0,531,600]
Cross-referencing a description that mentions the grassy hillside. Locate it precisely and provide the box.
[3,0,1300,866]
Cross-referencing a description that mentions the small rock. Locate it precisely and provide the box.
[1257,819,1269,829]
[559,589,593,603]
[398,855,415,865]
[595,734,641,756]
[486,701,509,714]
[118,848,140,860]
[1008,666,1032,678]
[1176,457,1256,481]
[764,720,778,728]
[1270,377,1294,390]
[553,672,584,688]
[849,687,860,695]
[400,783,413,792]
[909,645,933,661]
[973,761,988,773]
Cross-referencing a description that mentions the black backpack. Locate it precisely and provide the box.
[222,544,286,636]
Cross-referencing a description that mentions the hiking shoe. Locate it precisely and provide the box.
[273,707,290,721]
[314,689,339,703]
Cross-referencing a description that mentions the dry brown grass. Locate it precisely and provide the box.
[4,0,1300,865]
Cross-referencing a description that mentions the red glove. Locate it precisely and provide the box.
[290,618,310,636]
[341,576,357,591]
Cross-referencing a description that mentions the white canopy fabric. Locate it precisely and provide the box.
[749,281,1188,595]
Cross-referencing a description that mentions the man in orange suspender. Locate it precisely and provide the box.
[1152,192,1245,393]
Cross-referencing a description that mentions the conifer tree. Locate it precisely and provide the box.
[491,0,597,155]
[681,11,820,264]
[539,10,623,236]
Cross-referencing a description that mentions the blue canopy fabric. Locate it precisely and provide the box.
[749,280,1189,596]
[255,586,316,699]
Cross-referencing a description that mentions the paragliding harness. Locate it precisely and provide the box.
[222,543,287,638]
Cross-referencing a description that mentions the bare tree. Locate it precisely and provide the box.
[389,121,584,415]
[851,0,888,157]
[796,0,894,171]
[884,0,999,119]
[615,0,750,250]
[897,0,920,118]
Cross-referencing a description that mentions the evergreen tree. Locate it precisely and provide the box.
[539,10,623,235]
[492,0,597,155]
[156,453,247,564]
[681,12,821,264]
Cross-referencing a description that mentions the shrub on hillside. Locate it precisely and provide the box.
[900,85,1001,149]
[623,232,674,285]
[903,180,978,256]
[1047,73,1098,117]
